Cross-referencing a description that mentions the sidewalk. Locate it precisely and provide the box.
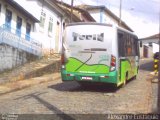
[0,54,61,95]
[0,72,61,95]
[151,74,160,113]
[0,55,60,84]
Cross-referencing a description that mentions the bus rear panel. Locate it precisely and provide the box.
[61,23,119,85]
[61,23,139,87]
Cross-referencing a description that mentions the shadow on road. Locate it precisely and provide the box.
[15,92,75,120]
[139,60,154,72]
[49,81,118,93]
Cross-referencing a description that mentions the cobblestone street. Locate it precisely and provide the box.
[0,59,154,116]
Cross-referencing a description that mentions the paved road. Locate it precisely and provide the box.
[0,59,153,116]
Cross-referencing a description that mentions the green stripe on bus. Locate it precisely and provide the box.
[66,57,110,74]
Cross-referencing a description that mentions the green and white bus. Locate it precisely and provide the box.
[61,22,139,87]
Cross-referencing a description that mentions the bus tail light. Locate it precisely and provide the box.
[61,53,65,65]
[110,55,116,71]
[100,76,109,78]
[67,74,74,76]
[61,53,68,69]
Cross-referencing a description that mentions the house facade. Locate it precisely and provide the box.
[15,0,83,55]
[139,33,160,58]
[29,0,66,54]
[55,1,95,22]
[0,0,42,72]
[14,0,95,55]
[78,5,133,32]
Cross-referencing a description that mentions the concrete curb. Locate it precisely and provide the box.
[0,73,61,96]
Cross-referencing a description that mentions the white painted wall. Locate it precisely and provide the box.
[14,0,64,54]
[33,3,62,53]
[14,0,40,20]
[139,38,159,58]
[139,43,153,58]
[103,12,118,25]
[35,1,62,54]
[0,0,39,72]
[0,45,27,72]
[0,0,34,40]
[88,10,118,26]
[1,0,64,54]
[89,11,101,23]
[153,43,159,53]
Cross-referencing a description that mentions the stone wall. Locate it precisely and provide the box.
[0,44,34,72]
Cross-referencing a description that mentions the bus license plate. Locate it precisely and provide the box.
[81,77,92,80]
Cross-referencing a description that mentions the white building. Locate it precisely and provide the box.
[139,33,160,58]
[78,5,133,32]
[0,0,42,72]
[11,1,96,55]
[32,0,66,54]
[14,0,71,55]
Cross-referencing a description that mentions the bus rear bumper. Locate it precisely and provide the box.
[61,70,118,84]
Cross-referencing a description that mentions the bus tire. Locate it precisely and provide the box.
[133,75,137,80]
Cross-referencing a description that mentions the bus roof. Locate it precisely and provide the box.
[66,22,113,27]
[117,27,138,38]
[66,22,138,38]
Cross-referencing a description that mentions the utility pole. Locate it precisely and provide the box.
[70,0,74,22]
[119,0,122,26]
[158,2,160,82]
[158,3,160,113]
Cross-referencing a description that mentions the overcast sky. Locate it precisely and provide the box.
[62,0,160,38]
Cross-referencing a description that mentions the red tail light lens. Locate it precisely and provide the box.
[111,56,116,66]
[110,55,116,71]
[111,62,116,66]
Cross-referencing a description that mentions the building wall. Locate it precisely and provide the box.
[139,38,159,58]
[139,43,154,58]
[0,0,35,40]
[31,1,63,54]
[103,12,118,25]
[88,10,101,23]
[1,0,64,55]
[153,43,159,53]
[88,9,132,31]
[88,9,118,25]
[0,0,40,72]
[0,44,27,72]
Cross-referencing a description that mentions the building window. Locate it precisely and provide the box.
[39,11,46,29]
[5,9,12,31]
[16,16,22,37]
[48,17,53,37]
[25,23,31,41]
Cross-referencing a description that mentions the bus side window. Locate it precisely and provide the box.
[126,34,132,56]
[131,36,136,56]
[124,33,129,56]
[135,37,140,57]
[118,32,125,57]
